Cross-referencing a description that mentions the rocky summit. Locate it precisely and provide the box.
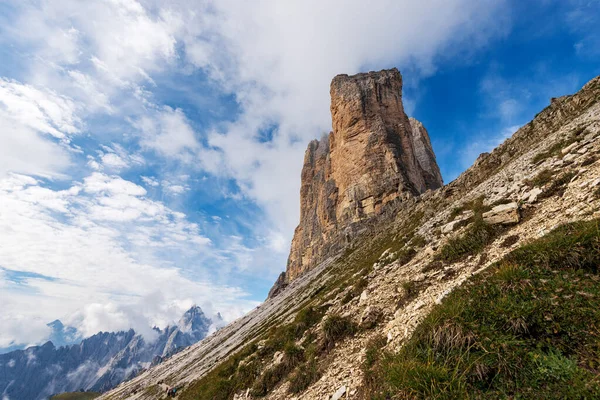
[0,306,217,400]
[99,71,600,400]
[284,68,442,284]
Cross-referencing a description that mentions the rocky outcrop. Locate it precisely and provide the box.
[284,68,443,283]
[482,202,520,225]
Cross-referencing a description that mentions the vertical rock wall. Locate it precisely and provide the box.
[283,68,443,284]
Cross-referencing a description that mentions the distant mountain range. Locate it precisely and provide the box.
[0,306,220,400]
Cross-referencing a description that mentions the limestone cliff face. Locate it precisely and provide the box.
[285,68,443,282]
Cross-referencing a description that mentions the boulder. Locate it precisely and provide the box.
[522,187,543,203]
[441,210,474,234]
[561,141,579,154]
[359,306,382,329]
[482,202,520,225]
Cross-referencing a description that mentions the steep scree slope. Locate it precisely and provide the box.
[100,72,600,400]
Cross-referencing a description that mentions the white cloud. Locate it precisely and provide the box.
[0,172,259,346]
[92,144,145,172]
[0,78,81,178]
[174,0,511,238]
[0,315,51,350]
[0,114,71,179]
[163,184,189,195]
[141,176,160,187]
[0,78,81,139]
[0,0,518,349]
[136,107,200,161]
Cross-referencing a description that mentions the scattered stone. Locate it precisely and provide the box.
[482,202,520,225]
[273,351,284,365]
[563,153,578,162]
[523,187,543,203]
[442,210,473,233]
[359,290,369,304]
[331,385,346,400]
[562,142,579,154]
[359,306,382,329]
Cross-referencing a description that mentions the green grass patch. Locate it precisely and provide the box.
[537,171,576,200]
[251,342,305,397]
[288,344,321,394]
[532,132,580,164]
[364,219,600,399]
[526,168,555,187]
[436,218,499,263]
[322,314,357,352]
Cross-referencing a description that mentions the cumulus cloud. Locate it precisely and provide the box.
[0,172,258,347]
[0,0,518,348]
[174,0,511,238]
[0,314,51,350]
[0,79,81,178]
[136,107,200,161]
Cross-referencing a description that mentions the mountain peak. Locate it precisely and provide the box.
[281,68,443,285]
[177,306,211,337]
[47,319,64,329]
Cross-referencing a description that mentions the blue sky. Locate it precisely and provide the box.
[0,0,598,350]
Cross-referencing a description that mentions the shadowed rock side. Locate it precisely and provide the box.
[284,68,443,284]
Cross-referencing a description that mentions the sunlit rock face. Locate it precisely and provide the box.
[284,68,443,284]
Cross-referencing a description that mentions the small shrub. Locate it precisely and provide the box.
[393,247,417,266]
[397,281,421,308]
[436,219,498,263]
[538,171,576,199]
[409,235,427,248]
[293,306,323,338]
[322,314,357,351]
[360,335,388,397]
[526,168,554,187]
[341,278,368,304]
[341,290,354,304]
[251,344,305,397]
[251,363,288,397]
[421,261,444,274]
[447,196,488,222]
[448,207,464,222]
[288,357,320,394]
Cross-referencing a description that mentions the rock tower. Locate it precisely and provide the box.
[273,68,443,295]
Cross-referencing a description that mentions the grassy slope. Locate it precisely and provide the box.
[50,393,101,400]
[363,219,600,399]
[177,209,429,400]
